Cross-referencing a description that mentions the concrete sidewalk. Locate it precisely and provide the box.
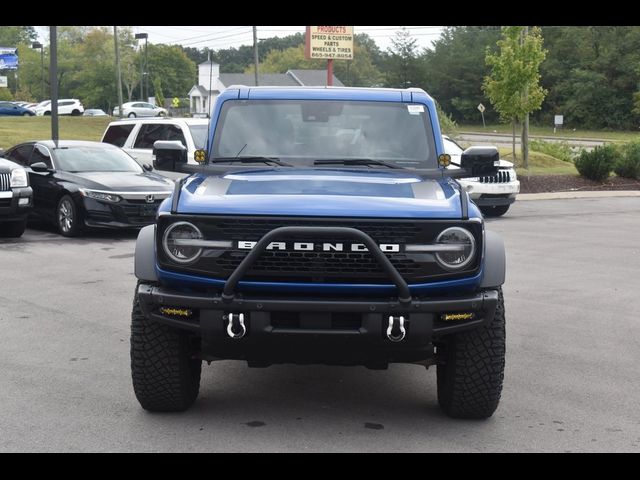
[518,190,640,201]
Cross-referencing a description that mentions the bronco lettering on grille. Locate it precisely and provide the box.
[236,241,400,252]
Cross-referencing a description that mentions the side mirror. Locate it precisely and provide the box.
[30,162,50,173]
[460,146,499,177]
[142,163,153,172]
[153,140,187,172]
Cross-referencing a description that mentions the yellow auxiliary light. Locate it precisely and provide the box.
[438,154,451,167]
[441,312,475,322]
[159,307,193,318]
[194,149,207,163]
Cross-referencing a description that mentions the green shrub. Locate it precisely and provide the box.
[436,102,458,136]
[574,144,617,181]
[614,142,640,179]
[529,139,576,163]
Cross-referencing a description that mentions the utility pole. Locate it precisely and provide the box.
[49,26,59,147]
[253,26,259,86]
[522,25,530,169]
[114,26,124,119]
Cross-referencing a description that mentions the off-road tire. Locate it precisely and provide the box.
[0,219,27,238]
[436,288,505,419]
[131,285,201,412]
[481,205,510,217]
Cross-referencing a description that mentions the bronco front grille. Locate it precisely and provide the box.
[0,173,10,191]
[157,216,483,284]
[479,170,511,183]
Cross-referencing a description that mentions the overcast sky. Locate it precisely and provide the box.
[36,26,444,51]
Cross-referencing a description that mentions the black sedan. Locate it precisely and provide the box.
[1,140,174,236]
[0,101,35,116]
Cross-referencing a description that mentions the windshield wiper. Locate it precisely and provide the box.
[313,158,404,169]
[209,156,293,167]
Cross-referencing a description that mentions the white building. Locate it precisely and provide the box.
[188,60,344,116]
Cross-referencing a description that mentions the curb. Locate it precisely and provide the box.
[518,191,640,201]
[458,131,619,143]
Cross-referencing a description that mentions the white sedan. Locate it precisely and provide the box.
[113,102,168,118]
[443,135,520,217]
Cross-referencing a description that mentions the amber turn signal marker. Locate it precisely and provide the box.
[194,149,207,163]
[159,307,193,317]
[438,154,451,167]
[441,312,474,321]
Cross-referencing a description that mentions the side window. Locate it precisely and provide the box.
[5,145,34,166]
[59,101,73,106]
[102,124,135,147]
[30,145,53,168]
[133,124,186,149]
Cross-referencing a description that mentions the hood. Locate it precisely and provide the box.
[64,171,174,192]
[176,168,463,219]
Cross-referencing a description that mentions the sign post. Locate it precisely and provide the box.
[305,26,353,86]
[554,114,563,134]
[477,103,486,128]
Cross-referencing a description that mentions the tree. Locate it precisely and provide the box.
[483,26,547,167]
[146,44,196,98]
[0,26,36,46]
[153,78,165,108]
[384,28,424,88]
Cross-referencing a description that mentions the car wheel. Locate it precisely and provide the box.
[128,112,137,118]
[157,111,166,117]
[22,112,31,117]
[0,219,27,238]
[436,288,506,419]
[56,195,82,237]
[481,205,510,217]
[44,111,51,116]
[71,109,81,116]
[131,282,202,412]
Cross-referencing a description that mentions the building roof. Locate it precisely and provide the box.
[288,69,344,87]
[219,73,299,87]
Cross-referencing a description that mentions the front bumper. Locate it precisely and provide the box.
[137,283,499,365]
[82,196,163,229]
[0,187,33,221]
[459,179,520,201]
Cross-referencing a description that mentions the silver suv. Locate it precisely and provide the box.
[101,118,209,178]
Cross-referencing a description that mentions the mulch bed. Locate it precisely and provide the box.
[519,175,640,193]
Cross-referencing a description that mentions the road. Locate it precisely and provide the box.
[1,198,639,452]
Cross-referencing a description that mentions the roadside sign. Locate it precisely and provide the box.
[554,115,564,126]
[304,26,354,60]
[0,76,7,88]
[172,97,180,108]
[477,103,485,113]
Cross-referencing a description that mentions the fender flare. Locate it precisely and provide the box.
[481,229,506,288]
[134,224,158,282]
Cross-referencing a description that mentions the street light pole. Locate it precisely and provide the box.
[134,33,148,101]
[32,42,44,101]
[114,26,124,119]
[144,36,149,103]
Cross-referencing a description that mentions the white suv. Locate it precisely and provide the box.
[101,118,209,179]
[113,102,168,118]
[34,99,84,116]
[443,135,520,217]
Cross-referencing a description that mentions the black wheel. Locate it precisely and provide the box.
[22,112,31,117]
[44,111,51,116]
[436,288,506,419]
[71,109,81,116]
[0,219,27,238]
[56,195,82,237]
[157,111,166,117]
[131,284,202,412]
[480,205,510,217]
[128,112,137,118]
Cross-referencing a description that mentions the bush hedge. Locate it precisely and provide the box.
[614,142,640,179]
[574,144,617,182]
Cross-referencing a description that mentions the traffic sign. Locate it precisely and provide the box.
[477,103,485,113]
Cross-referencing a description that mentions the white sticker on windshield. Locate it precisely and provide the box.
[407,104,425,115]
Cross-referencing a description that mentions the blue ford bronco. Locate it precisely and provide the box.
[131,86,506,419]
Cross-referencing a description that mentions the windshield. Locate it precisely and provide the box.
[54,146,143,173]
[188,124,208,150]
[212,100,437,168]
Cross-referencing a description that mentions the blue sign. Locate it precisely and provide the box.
[0,47,18,70]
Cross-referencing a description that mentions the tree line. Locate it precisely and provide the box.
[3,26,640,130]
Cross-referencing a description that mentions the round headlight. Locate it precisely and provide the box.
[435,227,476,270]
[162,222,203,264]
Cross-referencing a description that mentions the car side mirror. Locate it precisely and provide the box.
[460,146,500,177]
[30,162,50,173]
[153,140,187,172]
[142,163,153,171]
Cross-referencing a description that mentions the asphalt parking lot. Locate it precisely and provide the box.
[1,197,639,452]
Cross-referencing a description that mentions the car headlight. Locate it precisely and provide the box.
[10,168,28,188]
[435,227,476,271]
[79,189,122,203]
[162,221,203,264]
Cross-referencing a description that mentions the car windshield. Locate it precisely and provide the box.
[188,124,208,150]
[212,100,437,169]
[54,146,143,173]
